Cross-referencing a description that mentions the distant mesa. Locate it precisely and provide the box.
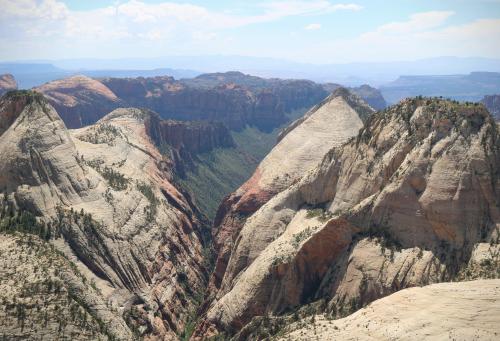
[28,71,389,132]
[34,75,122,128]
[381,71,500,104]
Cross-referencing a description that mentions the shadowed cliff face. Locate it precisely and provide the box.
[102,75,328,132]
[0,74,17,97]
[0,92,209,340]
[144,112,235,177]
[482,94,500,121]
[323,83,387,110]
[194,96,499,339]
[33,72,389,135]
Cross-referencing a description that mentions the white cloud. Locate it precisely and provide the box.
[0,0,362,42]
[305,23,321,30]
[301,12,500,63]
[0,0,365,60]
[0,2,498,63]
[361,11,454,37]
[259,1,362,18]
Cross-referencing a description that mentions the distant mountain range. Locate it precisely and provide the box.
[0,62,200,89]
[3,56,500,88]
[381,72,500,103]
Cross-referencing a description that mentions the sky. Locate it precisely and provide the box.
[1,0,500,64]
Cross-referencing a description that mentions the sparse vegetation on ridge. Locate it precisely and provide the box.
[84,158,129,191]
[78,124,122,146]
[136,181,159,222]
[0,233,118,340]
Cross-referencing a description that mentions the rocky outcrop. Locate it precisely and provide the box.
[144,112,235,176]
[350,84,387,110]
[31,72,388,133]
[0,74,17,96]
[195,96,499,338]
[481,94,500,121]
[34,75,121,128]
[0,234,132,340]
[279,279,500,340]
[0,91,208,340]
[202,88,374,330]
[323,83,387,110]
[145,113,235,154]
[182,71,328,114]
[102,75,325,131]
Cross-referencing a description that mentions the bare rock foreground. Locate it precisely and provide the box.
[280,279,500,341]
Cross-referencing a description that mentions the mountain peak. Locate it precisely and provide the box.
[0,90,52,137]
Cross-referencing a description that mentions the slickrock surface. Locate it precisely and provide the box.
[209,88,373,294]
[0,74,17,96]
[194,88,374,337]
[195,96,500,338]
[280,279,500,341]
[35,75,121,128]
[0,91,208,340]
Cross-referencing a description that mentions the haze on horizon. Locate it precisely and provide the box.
[1,0,500,65]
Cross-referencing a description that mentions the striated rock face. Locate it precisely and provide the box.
[144,112,235,176]
[195,96,499,338]
[145,112,235,154]
[32,72,387,134]
[184,71,329,113]
[102,74,328,132]
[34,75,121,128]
[481,94,500,121]
[199,88,374,334]
[279,279,500,341]
[0,91,208,340]
[102,76,275,131]
[0,74,17,96]
[0,234,132,340]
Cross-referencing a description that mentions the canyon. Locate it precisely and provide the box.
[0,72,499,341]
[195,94,500,339]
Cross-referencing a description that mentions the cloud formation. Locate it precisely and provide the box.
[303,11,500,62]
[0,1,499,63]
[305,23,322,30]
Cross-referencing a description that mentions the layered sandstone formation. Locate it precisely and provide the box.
[35,75,121,128]
[0,91,208,340]
[195,96,500,338]
[145,112,235,176]
[184,71,329,114]
[102,75,325,131]
[482,94,500,121]
[0,74,17,96]
[279,279,500,341]
[200,88,374,333]
[33,72,387,135]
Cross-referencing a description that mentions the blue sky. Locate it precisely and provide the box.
[1,0,499,63]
